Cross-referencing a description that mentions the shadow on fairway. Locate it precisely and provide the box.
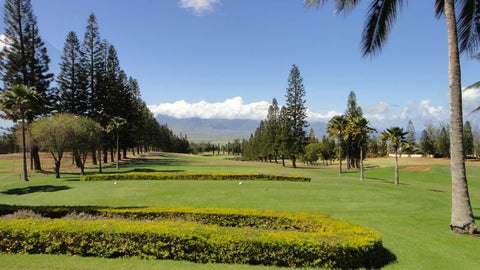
[1,185,71,195]
[366,177,409,185]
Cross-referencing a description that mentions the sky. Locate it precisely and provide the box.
[2,0,480,132]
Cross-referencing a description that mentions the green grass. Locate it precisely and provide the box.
[0,153,480,269]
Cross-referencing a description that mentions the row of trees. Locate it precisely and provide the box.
[0,0,189,180]
[243,64,309,168]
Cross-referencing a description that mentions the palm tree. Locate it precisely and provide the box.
[327,115,348,176]
[305,0,478,234]
[346,116,376,181]
[107,116,127,170]
[0,84,42,181]
[381,127,407,186]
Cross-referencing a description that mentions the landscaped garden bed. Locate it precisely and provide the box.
[0,205,394,269]
[79,172,311,182]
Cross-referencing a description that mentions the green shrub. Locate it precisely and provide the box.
[0,205,394,268]
[79,172,310,182]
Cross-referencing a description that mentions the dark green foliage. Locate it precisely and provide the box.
[436,126,450,158]
[57,31,88,115]
[463,121,474,157]
[404,120,417,154]
[284,65,309,168]
[0,205,391,269]
[80,172,311,182]
[420,130,435,156]
[0,0,54,113]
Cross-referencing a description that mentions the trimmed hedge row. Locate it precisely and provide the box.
[0,206,394,268]
[79,172,311,182]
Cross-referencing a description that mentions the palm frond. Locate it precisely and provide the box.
[457,0,480,53]
[335,0,362,13]
[304,0,329,8]
[361,0,405,57]
[434,0,445,18]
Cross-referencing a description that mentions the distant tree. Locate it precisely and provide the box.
[405,120,416,154]
[319,136,336,165]
[0,84,42,181]
[284,64,308,168]
[420,130,435,156]
[327,115,348,176]
[302,142,321,165]
[57,31,88,115]
[382,127,407,186]
[266,98,280,162]
[0,0,54,171]
[436,126,450,158]
[463,121,474,157]
[106,116,127,170]
[277,106,291,167]
[346,116,375,181]
[71,115,102,175]
[308,127,317,143]
[81,13,103,118]
[30,114,77,178]
[344,91,363,168]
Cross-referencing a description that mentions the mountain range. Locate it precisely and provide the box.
[156,115,327,143]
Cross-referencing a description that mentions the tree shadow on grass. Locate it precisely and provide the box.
[1,185,71,195]
[366,177,409,186]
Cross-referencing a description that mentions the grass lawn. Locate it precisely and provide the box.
[0,152,479,269]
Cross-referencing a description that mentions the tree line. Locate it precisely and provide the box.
[0,0,189,179]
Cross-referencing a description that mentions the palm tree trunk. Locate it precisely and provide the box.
[444,0,477,234]
[338,136,342,176]
[116,131,120,170]
[394,151,399,185]
[21,118,28,181]
[360,148,364,181]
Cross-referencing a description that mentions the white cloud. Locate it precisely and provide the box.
[148,97,270,120]
[463,86,480,113]
[179,0,220,15]
[307,109,341,122]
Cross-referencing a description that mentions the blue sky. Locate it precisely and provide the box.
[2,0,480,131]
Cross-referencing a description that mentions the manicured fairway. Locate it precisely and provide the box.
[0,153,479,269]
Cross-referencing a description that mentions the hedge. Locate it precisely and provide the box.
[79,172,311,182]
[0,205,395,268]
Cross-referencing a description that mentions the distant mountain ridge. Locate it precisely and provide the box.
[156,114,327,143]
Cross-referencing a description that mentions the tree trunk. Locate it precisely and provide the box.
[32,145,41,171]
[338,136,342,176]
[123,148,127,159]
[116,132,120,170]
[91,150,97,165]
[281,155,285,167]
[103,148,108,163]
[444,0,477,234]
[110,148,114,163]
[98,149,102,173]
[54,160,61,178]
[292,156,296,168]
[394,151,399,185]
[21,118,28,181]
[360,148,364,181]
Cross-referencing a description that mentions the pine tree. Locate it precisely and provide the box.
[81,13,103,118]
[57,31,88,115]
[463,121,474,157]
[0,0,53,170]
[266,98,280,162]
[420,130,435,156]
[405,120,416,154]
[284,64,308,168]
[344,91,363,169]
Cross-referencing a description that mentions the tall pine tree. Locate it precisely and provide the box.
[57,31,88,115]
[81,13,103,118]
[285,64,308,168]
[0,0,53,170]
